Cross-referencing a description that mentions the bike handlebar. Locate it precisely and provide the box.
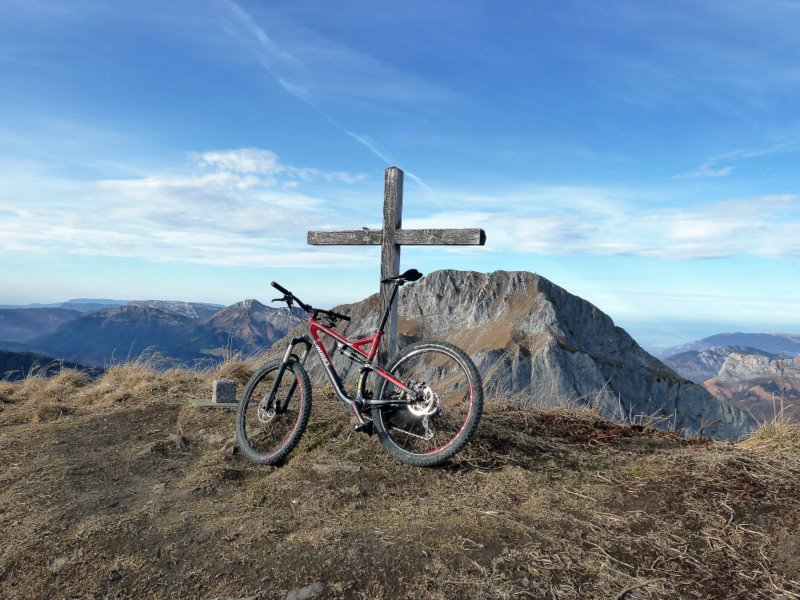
[271,281,292,296]
[270,281,350,323]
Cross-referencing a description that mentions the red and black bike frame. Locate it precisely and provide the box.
[272,281,416,425]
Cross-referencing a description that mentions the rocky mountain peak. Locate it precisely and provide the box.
[211,298,267,318]
[201,300,302,351]
[330,269,754,440]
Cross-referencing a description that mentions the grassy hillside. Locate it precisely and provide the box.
[0,363,799,599]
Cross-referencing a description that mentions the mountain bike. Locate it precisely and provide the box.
[235,269,483,467]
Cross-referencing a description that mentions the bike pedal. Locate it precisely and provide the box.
[353,422,375,436]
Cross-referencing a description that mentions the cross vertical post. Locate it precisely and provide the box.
[381,167,403,359]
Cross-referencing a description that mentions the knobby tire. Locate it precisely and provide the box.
[235,359,312,465]
[372,341,483,467]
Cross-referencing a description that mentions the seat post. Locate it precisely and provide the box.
[377,282,401,335]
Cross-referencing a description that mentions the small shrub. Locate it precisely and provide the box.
[740,415,800,455]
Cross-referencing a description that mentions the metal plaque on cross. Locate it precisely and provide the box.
[307,166,486,358]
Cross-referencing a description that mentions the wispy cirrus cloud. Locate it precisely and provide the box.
[216,0,455,108]
[673,143,793,179]
[214,1,439,186]
[673,163,734,179]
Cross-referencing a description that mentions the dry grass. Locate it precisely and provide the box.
[208,352,264,386]
[739,395,800,456]
[1,367,799,599]
[0,359,208,426]
[739,415,800,456]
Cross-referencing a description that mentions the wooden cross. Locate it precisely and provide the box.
[308,166,486,358]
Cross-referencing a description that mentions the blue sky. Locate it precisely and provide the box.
[1,0,799,348]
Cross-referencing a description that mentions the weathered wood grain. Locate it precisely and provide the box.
[307,229,486,246]
[396,229,486,245]
[307,230,382,245]
[381,167,403,359]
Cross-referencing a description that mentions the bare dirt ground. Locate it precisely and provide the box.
[1,365,799,599]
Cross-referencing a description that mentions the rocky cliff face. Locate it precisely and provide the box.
[664,346,779,384]
[320,270,754,440]
[705,353,800,422]
[717,353,800,382]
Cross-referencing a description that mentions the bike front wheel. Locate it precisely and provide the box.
[235,359,312,465]
[373,341,483,467]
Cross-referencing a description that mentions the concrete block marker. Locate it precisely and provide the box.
[191,379,238,408]
[212,379,238,404]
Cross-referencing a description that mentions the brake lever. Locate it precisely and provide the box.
[272,295,293,308]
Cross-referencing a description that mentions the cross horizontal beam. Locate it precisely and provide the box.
[308,228,486,246]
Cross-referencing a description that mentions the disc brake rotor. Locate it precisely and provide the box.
[257,400,276,425]
[406,381,439,417]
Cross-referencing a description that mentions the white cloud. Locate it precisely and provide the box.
[195,148,281,174]
[673,163,734,179]
[404,191,800,260]
[4,150,799,269]
[674,143,792,179]
[191,148,367,186]
[0,148,373,267]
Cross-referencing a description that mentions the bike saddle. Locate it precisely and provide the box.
[381,268,423,284]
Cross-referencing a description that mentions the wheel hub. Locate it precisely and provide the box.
[258,401,276,424]
[407,381,439,417]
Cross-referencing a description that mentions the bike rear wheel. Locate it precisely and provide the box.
[373,341,483,467]
[235,359,312,465]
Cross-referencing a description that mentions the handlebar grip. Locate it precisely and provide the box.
[271,281,291,296]
[331,311,351,322]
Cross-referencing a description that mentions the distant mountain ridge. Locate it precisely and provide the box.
[661,335,800,422]
[662,333,800,359]
[26,301,302,367]
[0,299,126,312]
[201,299,303,350]
[127,300,223,320]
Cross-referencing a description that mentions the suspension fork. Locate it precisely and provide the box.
[268,337,311,413]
